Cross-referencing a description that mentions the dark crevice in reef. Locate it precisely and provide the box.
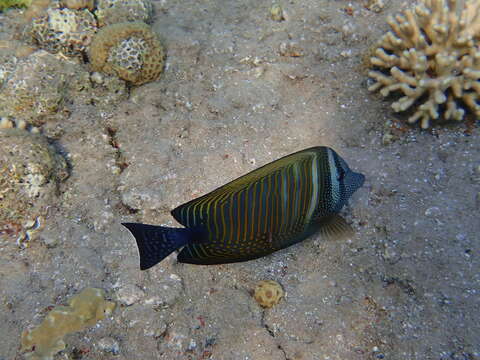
[260,311,290,360]
[106,126,129,173]
[277,344,290,360]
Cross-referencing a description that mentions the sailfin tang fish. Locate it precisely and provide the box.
[122,146,365,269]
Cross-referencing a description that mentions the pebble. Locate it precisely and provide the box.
[424,206,441,217]
[187,339,197,351]
[144,274,184,308]
[120,188,164,212]
[97,337,120,355]
[90,71,104,84]
[121,304,167,337]
[0,117,13,128]
[366,0,385,12]
[116,284,145,306]
[270,4,285,21]
[41,235,59,248]
[382,132,394,145]
[165,328,190,351]
[279,42,303,57]
[472,164,480,183]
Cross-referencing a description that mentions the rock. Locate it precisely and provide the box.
[97,337,120,355]
[121,304,167,337]
[144,273,184,308]
[0,128,68,246]
[116,283,145,306]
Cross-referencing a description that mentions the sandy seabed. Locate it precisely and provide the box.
[0,1,479,359]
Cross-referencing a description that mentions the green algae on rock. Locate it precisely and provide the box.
[0,0,31,11]
[0,128,68,246]
[21,288,116,360]
[89,22,165,85]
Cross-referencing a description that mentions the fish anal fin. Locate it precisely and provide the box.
[317,214,355,241]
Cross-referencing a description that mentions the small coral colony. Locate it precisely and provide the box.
[0,0,478,359]
[368,0,480,128]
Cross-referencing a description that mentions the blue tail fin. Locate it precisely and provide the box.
[122,223,199,270]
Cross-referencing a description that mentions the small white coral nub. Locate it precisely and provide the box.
[368,0,480,129]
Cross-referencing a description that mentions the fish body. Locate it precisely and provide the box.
[122,146,364,269]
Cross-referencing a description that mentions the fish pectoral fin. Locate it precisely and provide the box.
[317,214,355,241]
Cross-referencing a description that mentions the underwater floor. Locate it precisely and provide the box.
[0,0,479,359]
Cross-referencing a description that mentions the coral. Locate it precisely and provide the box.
[0,50,89,125]
[368,0,480,129]
[89,22,165,85]
[0,127,67,246]
[21,288,116,360]
[85,72,128,107]
[30,5,97,56]
[0,52,18,85]
[0,0,31,11]
[253,280,284,308]
[95,0,153,27]
[0,50,127,123]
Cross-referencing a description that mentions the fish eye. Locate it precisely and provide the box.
[337,168,345,181]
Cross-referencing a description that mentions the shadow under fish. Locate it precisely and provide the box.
[122,146,365,270]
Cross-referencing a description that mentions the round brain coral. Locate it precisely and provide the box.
[254,280,284,308]
[89,22,165,85]
[368,0,480,129]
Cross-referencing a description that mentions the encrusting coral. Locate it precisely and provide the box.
[368,0,480,129]
[253,280,284,308]
[0,126,68,246]
[30,5,97,56]
[0,50,84,125]
[89,22,165,85]
[21,288,116,360]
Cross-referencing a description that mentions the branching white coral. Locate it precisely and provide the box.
[368,0,480,129]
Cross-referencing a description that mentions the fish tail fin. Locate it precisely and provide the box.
[122,223,201,270]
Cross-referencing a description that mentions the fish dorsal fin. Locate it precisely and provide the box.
[317,214,355,242]
[172,147,323,226]
[215,149,317,194]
